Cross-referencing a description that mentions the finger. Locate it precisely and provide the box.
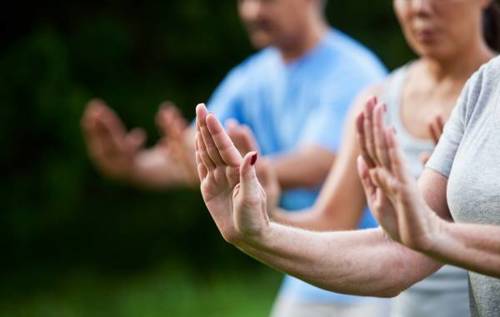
[81,99,109,151]
[386,128,405,182]
[206,114,242,166]
[196,131,215,171]
[157,102,187,139]
[195,104,225,166]
[126,128,147,152]
[363,96,378,165]
[240,151,261,201]
[357,155,377,198]
[373,102,390,168]
[429,120,439,145]
[228,123,258,155]
[419,152,431,166]
[94,116,126,155]
[196,151,208,181]
[356,111,376,168]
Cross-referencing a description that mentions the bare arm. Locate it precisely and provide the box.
[419,169,500,277]
[194,103,441,298]
[357,98,500,277]
[81,100,198,190]
[272,86,383,231]
[271,145,335,189]
[238,225,441,297]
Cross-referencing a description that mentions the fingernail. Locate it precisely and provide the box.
[250,153,258,166]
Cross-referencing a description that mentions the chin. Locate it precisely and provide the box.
[248,33,274,50]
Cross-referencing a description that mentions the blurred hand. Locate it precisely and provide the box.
[195,104,269,244]
[81,99,197,188]
[156,102,198,186]
[81,99,146,182]
[419,115,445,165]
[226,120,281,213]
[356,97,440,250]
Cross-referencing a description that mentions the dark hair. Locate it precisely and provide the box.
[483,1,500,51]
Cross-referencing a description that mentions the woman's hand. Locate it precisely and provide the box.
[356,97,442,251]
[195,104,270,245]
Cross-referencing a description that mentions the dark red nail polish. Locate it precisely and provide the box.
[250,153,258,166]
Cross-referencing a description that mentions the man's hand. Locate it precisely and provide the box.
[195,104,269,245]
[156,102,198,186]
[81,99,197,188]
[226,120,281,214]
[81,99,146,182]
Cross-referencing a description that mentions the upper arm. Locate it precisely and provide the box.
[418,168,452,221]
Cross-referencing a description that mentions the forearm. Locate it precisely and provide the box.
[273,146,334,189]
[127,149,196,190]
[271,207,360,231]
[424,219,500,277]
[234,224,440,297]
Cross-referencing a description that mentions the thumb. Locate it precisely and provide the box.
[240,151,261,200]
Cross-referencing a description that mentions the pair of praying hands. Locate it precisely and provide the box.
[196,97,442,252]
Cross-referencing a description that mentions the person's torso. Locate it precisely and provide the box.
[446,58,500,317]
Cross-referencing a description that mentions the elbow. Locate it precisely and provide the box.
[372,286,404,298]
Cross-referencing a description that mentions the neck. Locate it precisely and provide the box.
[278,16,328,63]
[421,38,495,84]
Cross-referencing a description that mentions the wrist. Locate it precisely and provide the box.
[234,219,273,250]
[413,210,450,254]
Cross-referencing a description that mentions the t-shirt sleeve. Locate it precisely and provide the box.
[205,66,246,124]
[426,68,482,177]
[298,68,387,152]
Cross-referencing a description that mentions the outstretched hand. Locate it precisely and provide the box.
[81,99,199,188]
[195,104,269,245]
[156,102,198,186]
[81,99,146,182]
[356,97,439,250]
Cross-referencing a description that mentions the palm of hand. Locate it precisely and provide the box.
[200,165,241,242]
[195,104,269,244]
[357,97,434,249]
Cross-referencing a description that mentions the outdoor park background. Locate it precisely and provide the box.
[0,1,415,316]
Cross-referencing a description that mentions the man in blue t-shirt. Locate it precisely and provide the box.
[81,0,388,316]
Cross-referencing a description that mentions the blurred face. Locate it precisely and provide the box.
[238,0,314,49]
[394,0,490,59]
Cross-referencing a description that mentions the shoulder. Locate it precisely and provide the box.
[226,48,279,81]
[322,29,387,80]
[212,48,278,97]
[458,55,500,123]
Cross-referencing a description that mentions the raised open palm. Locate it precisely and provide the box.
[195,104,269,244]
[356,97,437,249]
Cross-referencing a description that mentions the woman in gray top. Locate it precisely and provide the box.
[191,2,500,317]
[256,0,498,316]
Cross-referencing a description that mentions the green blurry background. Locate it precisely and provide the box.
[0,1,413,316]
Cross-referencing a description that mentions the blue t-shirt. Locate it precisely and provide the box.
[207,29,387,303]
